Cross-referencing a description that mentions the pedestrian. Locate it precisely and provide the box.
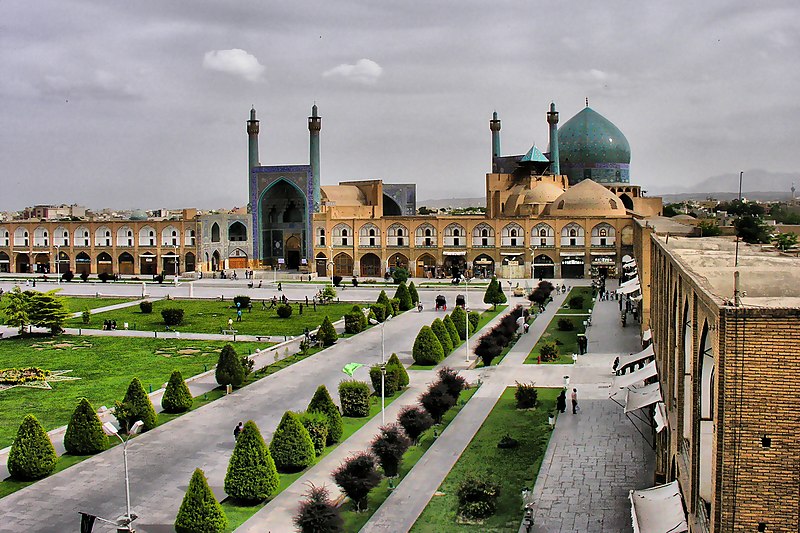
[228,317,234,329]
[261,300,267,310]
[234,421,243,440]
[299,303,303,315]
[571,388,579,414]
[305,295,309,306]
[277,282,282,291]
[236,309,243,322]
[523,322,530,334]
[556,389,567,413]
[258,280,262,288]
[613,356,620,374]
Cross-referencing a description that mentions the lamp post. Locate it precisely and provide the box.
[369,314,392,425]
[55,244,60,285]
[327,261,335,291]
[173,244,179,285]
[464,276,472,362]
[102,420,144,532]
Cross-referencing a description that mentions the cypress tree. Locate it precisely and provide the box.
[175,468,228,533]
[318,315,339,346]
[443,314,460,347]
[387,353,409,388]
[224,420,279,502]
[64,398,108,455]
[451,306,468,340]
[269,411,316,473]
[307,385,343,445]
[483,277,505,309]
[412,325,444,365]
[431,318,453,354]
[376,290,390,306]
[215,344,245,388]
[393,282,413,311]
[408,281,419,305]
[297,411,329,456]
[8,414,57,480]
[162,370,193,413]
[116,377,158,432]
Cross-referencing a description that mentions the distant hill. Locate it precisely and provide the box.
[650,169,798,196]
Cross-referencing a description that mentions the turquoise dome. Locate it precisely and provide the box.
[558,107,630,185]
[129,209,148,221]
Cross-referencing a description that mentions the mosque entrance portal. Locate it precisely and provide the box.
[259,179,308,270]
[286,236,301,270]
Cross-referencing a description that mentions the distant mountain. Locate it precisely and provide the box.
[651,169,798,195]
[417,197,485,209]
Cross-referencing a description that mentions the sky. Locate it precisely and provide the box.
[1,0,799,211]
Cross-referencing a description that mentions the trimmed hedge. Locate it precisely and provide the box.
[387,353,409,387]
[557,317,575,331]
[394,282,413,311]
[431,318,453,354]
[175,468,228,533]
[64,398,108,455]
[468,311,480,331]
[162,370,193,413]
[8,415,57,480]
[451,306,468,340]
[443,314,460,347]
[344,312,364,334]
[539,341,559,362]
[408,281,419,305]
[139,300,153,313]
[514,381,539,409]
[215,344,245,387]
[369,364,400,397]
[457,475,501,520]
[338,380,371,417]
[276,303,293,318]
[297,411,329,456]
[388,298,400,317]
[318,315,339,346]
[224,420,279,502]
[568,295,585,309]
[369,304,386,323]
[233,295,251,309]
[115,377,158,432]
[161,307,184,326]
[412,325,444,365]
[270,411,316,473]
[307,385,343,445]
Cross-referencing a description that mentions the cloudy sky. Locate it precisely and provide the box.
[1,0,798,211]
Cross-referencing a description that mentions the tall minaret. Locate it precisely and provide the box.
[247,107,260,178]
[490,111,501,167]
[547,102,560,175]
[308,104,322,210]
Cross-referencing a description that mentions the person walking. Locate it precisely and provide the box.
[556,389,567,413]
[571,388,579,414]
[228,317,234,330]
[277,282,282,291]
[236,309,243,322]
[233,421,243,441]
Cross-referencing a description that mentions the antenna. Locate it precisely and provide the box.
[734,171,743,267]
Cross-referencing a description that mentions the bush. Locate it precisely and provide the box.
[224,420,279,502]
[529,288,548,306]
[98,271,111,283]
[437,367,466,400]
[161,307,184,326]
[431,318,453,354]
[408,281,419,305]
[443,315,460,347]
[389,298,401,317]
[397,405,434,443]
[233,295,251,309]
[483,277,507,309]
[139,300,153,313]
[322,285,337,301]
[62,270,74,282]
[394,282,413,311]
[387,353,409,388]
[276,303,293,318]
[318,315,339,346]
[162,370,193,413]
[468,311,480,331]
[457,475,501,520]
[391,267,410,284]
[332,275,343,287]
[338,380,371,417]
[539,341,559,362]
[515,381,539,409]
[412,326,445,365]
[475,335,502,366]
[308,385,343,445]
[270,411,315,473]
[293,483,344,533]
[369,303,386,323]
[80,271,89,282]
[344,312,364,334]
[419,381,456,423]
[371,423,411,477]
[332,452,382,512]
[175,468,228,533]
[81,308,91,324]
[8,415,57,480]
[451,306,468,340]
[497,434,519,449]
[568,295,585,310]
[376,290,390,305]
[114,377,158,432]
[557,317,575,331]
[64,398,108,455]
[297,411,329,456]
[369,364,400,397]
[215,344,245,388]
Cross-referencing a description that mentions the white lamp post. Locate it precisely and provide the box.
[173,244,179,284]
[327,261,335,291]
[102,420,144,531]
[369,314,392,424]
[55,244,60,285]
[464,276,472,362]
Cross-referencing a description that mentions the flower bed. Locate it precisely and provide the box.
[0,367,50,385]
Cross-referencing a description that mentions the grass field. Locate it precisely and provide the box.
[341,386,478,531]
[525,287,595,364]
[0,335,266,448]
[0,295,135,315]
[411,387,559,532]
[66,299,364,336]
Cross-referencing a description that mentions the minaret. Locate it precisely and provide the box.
[247,107,260,177]
[490,111,501,166]
[547,102,560,175]
[308,104,322,210]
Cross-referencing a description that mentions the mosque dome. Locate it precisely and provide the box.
[546,179,627,217]
[558,106,631,185]
[523,182,564,205]
[130,209,148,221]
[321,185,367,206]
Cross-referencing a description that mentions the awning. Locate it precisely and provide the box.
[500,252,522,256]
[560,252,584,257]
[642,329,652,342]
[161,253,179,258]
[611,360,658,392]
[590,251,616,256]
[619,283,641,295]
[625,382,663,413]
[629,481,688,533]
[622,254,633,263]
[442,251,466,256]
[617,345,655,370]
[139,253,156,257]
[623,261,637,269]
[620,277,639,288]
[654,402,667,433]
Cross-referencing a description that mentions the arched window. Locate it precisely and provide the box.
[210,222,221,243]
[501,223,524,247]
[358,224,380,247]
[444,224,465,247]
[316,227,326,247]
[33,227,49,247]
[138,226,156,246]
[0,227,10,246]
[415,224,437,247]
[387,224,408,247]
[184,229,196,246]
[333,224,352,246]
[472,224,495,247]
[161,226,179,246]
[228,221,247,242]
[117,226,133,247]
[74,226,90,247]
[560,223,584,247]
[531,223,555,247]
[591,223,616,247]
[94,226,112,247]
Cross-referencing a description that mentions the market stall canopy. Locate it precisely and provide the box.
[625,382,663,413]
[622,254,633,263]
[629,481,688,533]
[619,282,642,295]
[611,360,658,392]
[616,345,655,370]
[654,402,667,433]
[642,329,652,342]
[620,277,639,288]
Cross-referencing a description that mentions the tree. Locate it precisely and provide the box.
[394,282,413,311]
[483,277,506,309]
[26,290,70,334]
[443,315,460,347]
[318,315,339,346]
[419,382,456,423]
[269,411,316,473]
[114,377,158,432]
[735,215,770,244]
[370,364,400,397]
[2,287,29,333]
[475,334,502,367]
[387,353,409,388]
[293,483,344,533]
[175,468,228,533]
[451,306,468,340]
[297,411,329,456]
[397,405,434,443]
[161,308,185,326]
[391,267,410,284]
[338,380,371,417]
[224,420,279,502]
[64,398,108,455]
[370,424,411,477]
[539,341,559,362]
[696,220,722,237]
[408,281,419,305]
[7,415,57,480]
[332,452,382,512]
[162,370,193,413]
[412,326,444,365]
[308,385,343,445]
[215,344,245,388]
[376,290,390,306]
[437,367,467,400]
[773,232,798,251]
[430,318,453,354]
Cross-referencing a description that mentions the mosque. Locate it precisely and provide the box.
[246,100,662,280]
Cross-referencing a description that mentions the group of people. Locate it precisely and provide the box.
[102,319,118,331]
[556,388,580,414]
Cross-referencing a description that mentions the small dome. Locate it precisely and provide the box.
[502,185,527,216]
[558,106,631,185]
[321,186,367,206]
[130,209,148,221]
[547,180,627,217]
[673,214,699,226]
[523,182,564,205]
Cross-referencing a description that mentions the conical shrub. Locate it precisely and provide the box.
[116,377,158,432]
[451,306,468,340]
[387,353,409,388]
[443,315,461,347]
[376,290,390,305]
[175,468,228,533]
[308,385,343,445]
[224,421,279,502]
[8,414,57,480]
[64,398,108,455]
[412,325,444,365]
[318,315,339,346]
[394,282,413,311]
[408,281,419,305]
[431,318,453,354]
[215,344,245,387]
[297,411,329,456]
[269,411,315,473]
[162,370,193,413]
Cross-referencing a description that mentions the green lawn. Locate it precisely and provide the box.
[341,386,478,531]
[411,387,559,532]
[0,335,266,448]
[66,299,364,336]
[221,392,403,531]
[525,287,595,364]
[0,295,135,315]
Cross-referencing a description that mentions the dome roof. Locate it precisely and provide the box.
[523,182,564,204]
[558,107,630,165]
[547,179,627,217]
[321,185,367,206]
[130,209,148,221]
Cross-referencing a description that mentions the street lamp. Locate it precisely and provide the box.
[102,420,144,532]
[55,244,60,285]
[369,314,392,424]
[464,276,472,363]
[327,261,335,290]
[173,244,179,285]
